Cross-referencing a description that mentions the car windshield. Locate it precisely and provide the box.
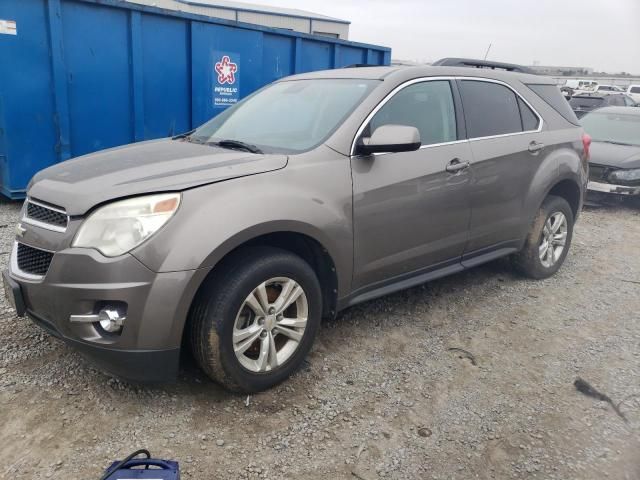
[189,79,379,153]
[580,112,640,146]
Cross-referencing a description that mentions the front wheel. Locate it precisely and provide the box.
[513,195,574,279]
[189,247,322,392]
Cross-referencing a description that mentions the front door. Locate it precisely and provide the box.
[351,79,472,291]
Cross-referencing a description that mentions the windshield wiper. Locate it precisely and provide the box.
[210,139,263,154]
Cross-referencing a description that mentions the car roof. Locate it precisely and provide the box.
[586,106,640,115]
[282,65,555,85]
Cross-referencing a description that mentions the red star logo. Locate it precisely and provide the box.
[215,55,238,85]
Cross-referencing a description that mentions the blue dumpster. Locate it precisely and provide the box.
[0,0,390,199]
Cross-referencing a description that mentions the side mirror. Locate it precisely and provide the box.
[356,125,421,155]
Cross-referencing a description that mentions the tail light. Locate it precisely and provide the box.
[582,133,591,161]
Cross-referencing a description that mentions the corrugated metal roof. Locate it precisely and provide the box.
[175,0,350,23]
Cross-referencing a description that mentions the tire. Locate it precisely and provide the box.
[189,246,322,393]
[513,195,574,279]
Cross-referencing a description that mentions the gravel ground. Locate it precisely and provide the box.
[1,196,639,480]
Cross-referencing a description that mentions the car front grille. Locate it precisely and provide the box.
[25,199,68,230]
[16,243,54,277]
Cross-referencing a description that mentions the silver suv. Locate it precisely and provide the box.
[3,65,589,392]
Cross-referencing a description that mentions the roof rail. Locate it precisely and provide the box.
[432,58,537,74]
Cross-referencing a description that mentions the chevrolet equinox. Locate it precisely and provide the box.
[3,66,589,392]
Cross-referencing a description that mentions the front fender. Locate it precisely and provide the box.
[131,155,354,298]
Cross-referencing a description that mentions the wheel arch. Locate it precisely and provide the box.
[177,224,342,353]
[546,178,582,220]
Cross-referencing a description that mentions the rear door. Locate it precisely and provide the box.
[351,79,472,290]
[457,79,544,264]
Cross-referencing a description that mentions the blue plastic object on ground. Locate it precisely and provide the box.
[0,0,390,199]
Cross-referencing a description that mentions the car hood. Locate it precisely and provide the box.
[28,139,288,215]
[589,141,640,170]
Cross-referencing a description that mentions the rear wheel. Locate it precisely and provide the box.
[189,247,322,392]
[513,195,574,279]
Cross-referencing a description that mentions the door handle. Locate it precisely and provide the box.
[445,158,470,173]
[528,141,545,154]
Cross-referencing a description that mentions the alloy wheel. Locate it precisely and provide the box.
[538,211,568,268]
[232,277,308,372]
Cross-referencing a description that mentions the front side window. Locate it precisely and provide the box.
[190,79,379,153]
[630,87,640,94]
[459,80,523,138]
[367,80,457,146]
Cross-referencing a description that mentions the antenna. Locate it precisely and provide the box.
[483,43,492,60]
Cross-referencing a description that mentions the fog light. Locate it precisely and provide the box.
[98,309,125,333]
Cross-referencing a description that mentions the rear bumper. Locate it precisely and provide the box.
[588,180,640,195]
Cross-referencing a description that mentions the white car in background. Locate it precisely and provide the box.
[627,85,640,103]
[596,85,626,94]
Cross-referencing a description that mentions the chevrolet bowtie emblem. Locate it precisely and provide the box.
[15,223,26,238]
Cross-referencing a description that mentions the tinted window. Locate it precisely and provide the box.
[527,84,580,125]
[369,81,457,146]
[518,98,540,131]
[569,97,605,108]
[608,96,625,106]
[630,87,640,94]
[459,80,522,138]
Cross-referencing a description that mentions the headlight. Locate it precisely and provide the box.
[73,193,181,257]
[608,168,640,183]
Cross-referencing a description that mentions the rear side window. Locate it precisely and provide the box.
[458,80,522,138]
[369,80,457,146]
[527,84,580,125]
[569,97,604,108]
[518,98,540,131]
[607,96,625,107]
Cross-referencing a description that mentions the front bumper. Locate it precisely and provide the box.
[587,180,640,196]
[7,243,206,382]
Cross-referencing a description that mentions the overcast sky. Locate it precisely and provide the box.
[250,0,640,74]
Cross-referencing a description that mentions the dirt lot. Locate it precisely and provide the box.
[1,196,639,480]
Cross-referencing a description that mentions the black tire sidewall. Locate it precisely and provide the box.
[209,250,322,392]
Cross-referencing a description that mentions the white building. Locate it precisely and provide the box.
[127,0,350,39]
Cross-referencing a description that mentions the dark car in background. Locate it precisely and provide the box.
[570,93,637,118]
[582,106,640,196]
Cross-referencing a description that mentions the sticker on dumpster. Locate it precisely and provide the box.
[213,53,239,108]
[0,20,17,36]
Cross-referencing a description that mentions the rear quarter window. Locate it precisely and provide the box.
[527,84,580,126]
